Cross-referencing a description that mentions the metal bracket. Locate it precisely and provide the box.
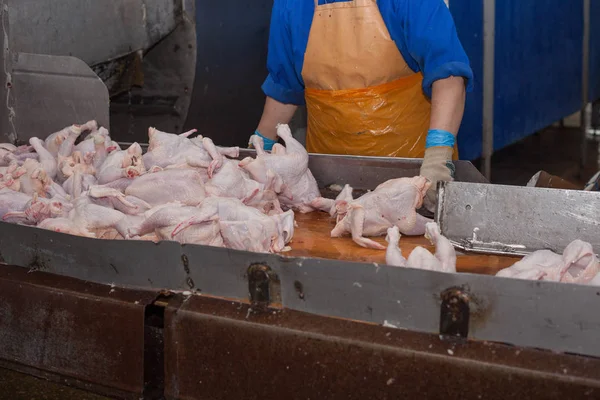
[247,263,281,311]
[439,287,470,339]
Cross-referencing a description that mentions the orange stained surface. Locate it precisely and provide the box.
[287,211,521,276]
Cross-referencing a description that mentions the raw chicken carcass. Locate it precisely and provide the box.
[19,159,52,197]
[131,204,224,246]
[57,121,92,158]
[331,176,432,249]
[0,163,27,191]
[125,169,206,206]
[62,170,97,198]
[3,193,68,225]
[240,124,320,213]
[28,137,57,179]
[496,240,599,284]
[205,158,284,213]
[385,223,457,272]
[560,240,599,284]
[0,145,37,167]
[38,196,126,238]
[57,151,95,183]
[311,184,353,221]
[97,143,146,184]
[87,186,151,216]
[170,197,295,253]
[0,188,32,218]
[142,127,239,171]
[73,127,120,155]
[45,122,94,157]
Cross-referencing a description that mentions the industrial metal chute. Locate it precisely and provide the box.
[436,181,600,256]
[1,0,198,144]
[0,2,108,143]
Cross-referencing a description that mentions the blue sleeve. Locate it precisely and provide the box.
[261,0,306,105]
[388,0,474,98]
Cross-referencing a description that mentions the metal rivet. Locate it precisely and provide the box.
[440,287,470,339]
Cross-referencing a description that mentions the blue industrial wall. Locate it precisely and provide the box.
[451,1,584,160]
[449,1,483,161]
[590,0,600,102]
[494,1,582,151]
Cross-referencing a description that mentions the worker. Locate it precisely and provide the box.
[251,0,473,212]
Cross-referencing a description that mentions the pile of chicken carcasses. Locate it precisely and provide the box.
[2,120,597,285]
[0,122,434,254]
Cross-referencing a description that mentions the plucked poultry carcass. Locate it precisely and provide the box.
[124,169,206,207]
[87,186,152,216]
[0,188,33,218]
[168,197,295,253]
[142,127,239,173]
[240,123,320,213]
[38,195,127,238]
[496,240,599,284]
[44,120,97,157]
[3,193,71,225]
[0,163,27,191]
[97,142,146,184]
[330,176,433,249]
[311,183,354,221]
[128,203,224,246]
[385,223,457,273]
[19,159,52,197]
[205,157,284,214]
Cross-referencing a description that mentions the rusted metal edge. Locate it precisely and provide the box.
[0,359,138,400]
[0,265,161,398]
[164,294,600,400]
[3,220,600,361]
[1,271,600,399]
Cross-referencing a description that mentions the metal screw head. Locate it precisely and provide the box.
[439,287,470,340]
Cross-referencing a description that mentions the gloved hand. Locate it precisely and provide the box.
[419,129,456,212]
[248,130,277,151]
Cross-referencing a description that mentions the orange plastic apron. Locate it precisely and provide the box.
[302,0,458,159]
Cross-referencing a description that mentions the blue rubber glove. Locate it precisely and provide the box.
[249,130,277,151]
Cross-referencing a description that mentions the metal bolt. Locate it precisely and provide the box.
[439,287,470,339]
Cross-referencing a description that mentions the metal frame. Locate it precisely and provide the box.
[581,0,591,168]
[163,294,600,399]
[3,266,600,399]
[0,265,156,399]
[482,0,495,181]
[436,180,600,256]
[0,152,599,361]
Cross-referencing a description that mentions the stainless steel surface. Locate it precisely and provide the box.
[1,1,109,143]
[239,149,489,189]
[0,2,14,144]
[482,0,495,181]
[11,53,109,142]
[8,0,180,67]
[108,8,197,144]
[436,181,600,256]
[1,0,271,149]
[2,0,197,146]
